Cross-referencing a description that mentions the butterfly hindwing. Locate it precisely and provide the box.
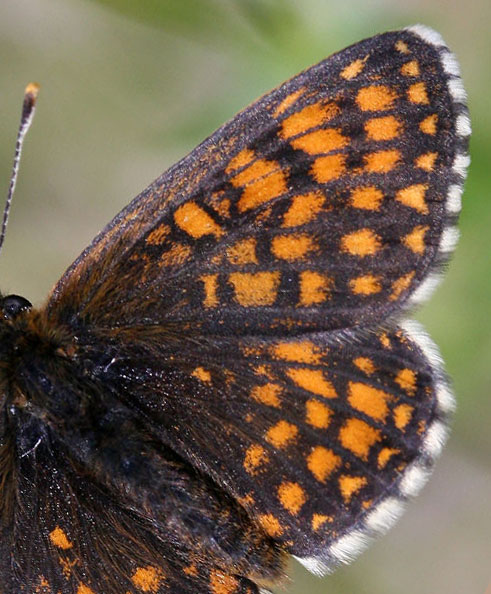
[80,319,450,573]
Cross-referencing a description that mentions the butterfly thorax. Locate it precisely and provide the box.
[0,297,78,453]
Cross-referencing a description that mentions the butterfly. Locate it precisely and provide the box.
[0,24,470,594]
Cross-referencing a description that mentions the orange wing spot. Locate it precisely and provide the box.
[273,340,321,364]
[224,369,236,386]
[200,274,219,307]
[394,404,414,430]
[226,237,258,265]
[174,202,223,239]
[129,251,150,265]
[280,102,340,138]
[131,566,163,592]
[49,527,73,550]
[209,569,239,594]
[364,149,400,173]
[192,367,211,382]
[37,576,51,588]
[254,364,274,379]
[145,223,171,245]
[241,344,262,357]
[231,157,287,212]
[341,57,367,79]
[350,274,382,295]
[341,228,381,256]
[354,357,376,375]
[290,128,348,155]
[401,60,420,76]
[232,158,277,185]
[244,444,269,474]
[408,82,429,104]
[415,151,438,171]
[348,382,391,421]
[395,39,410,53]
[59,557,77,580]
[183,564,199,577]
[298,271,331,306]
[419,114,438,135]
[395,184,428,213]
[356,85,397,111]
[278,481,306,515]
[265,420,298,448]
[378,447,401,469]
[282,191,325,227]
[229,271,280,306]
[379,333,391,349]
[271,233,316,261]
[77,586,95,594]
[273,87,306,117]
[350,186,384,210]
[395,368,418,395]
[339,418,381,460]
[258,513,284,537]
[339,475,368,503]
[311,514,334,532]
[237,493,255,508]
[307,446,341,482]
[226,148,256,173]
[365,115,402,141]
[390,271,416,301]
[237,170,287,212]
[214,197,231,218]
[312,513,333,531]
[255,204,273,224]
[159,243,192,267]
[251,383,282,407]
[311,154,346,183]
[305,399,332,429]
[287,368,337,398]
[403,226,429,254]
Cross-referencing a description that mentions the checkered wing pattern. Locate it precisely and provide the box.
[48,27,468,335]
[40,26,468,591]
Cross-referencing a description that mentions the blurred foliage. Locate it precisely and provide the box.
[0,0,490,592]
[92,0,301,48]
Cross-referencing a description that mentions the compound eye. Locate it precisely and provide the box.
[1,295,32,320]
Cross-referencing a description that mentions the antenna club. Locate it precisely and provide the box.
[25,82,41,98]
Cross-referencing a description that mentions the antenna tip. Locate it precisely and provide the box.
[24,82,40,99]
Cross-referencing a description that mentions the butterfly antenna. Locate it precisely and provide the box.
[0,82,40,255]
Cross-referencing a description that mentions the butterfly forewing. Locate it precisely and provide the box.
[48,27,467,337]
[2,26,469,594]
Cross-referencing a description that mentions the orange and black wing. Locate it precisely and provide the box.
[35,25,469,589]
[47,26,469,336]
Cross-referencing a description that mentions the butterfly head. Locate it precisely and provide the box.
[0,294,32,320]
[0,294,35,363]
[0,294,35,361]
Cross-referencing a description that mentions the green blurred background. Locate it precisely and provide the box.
[0,1,489,592]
